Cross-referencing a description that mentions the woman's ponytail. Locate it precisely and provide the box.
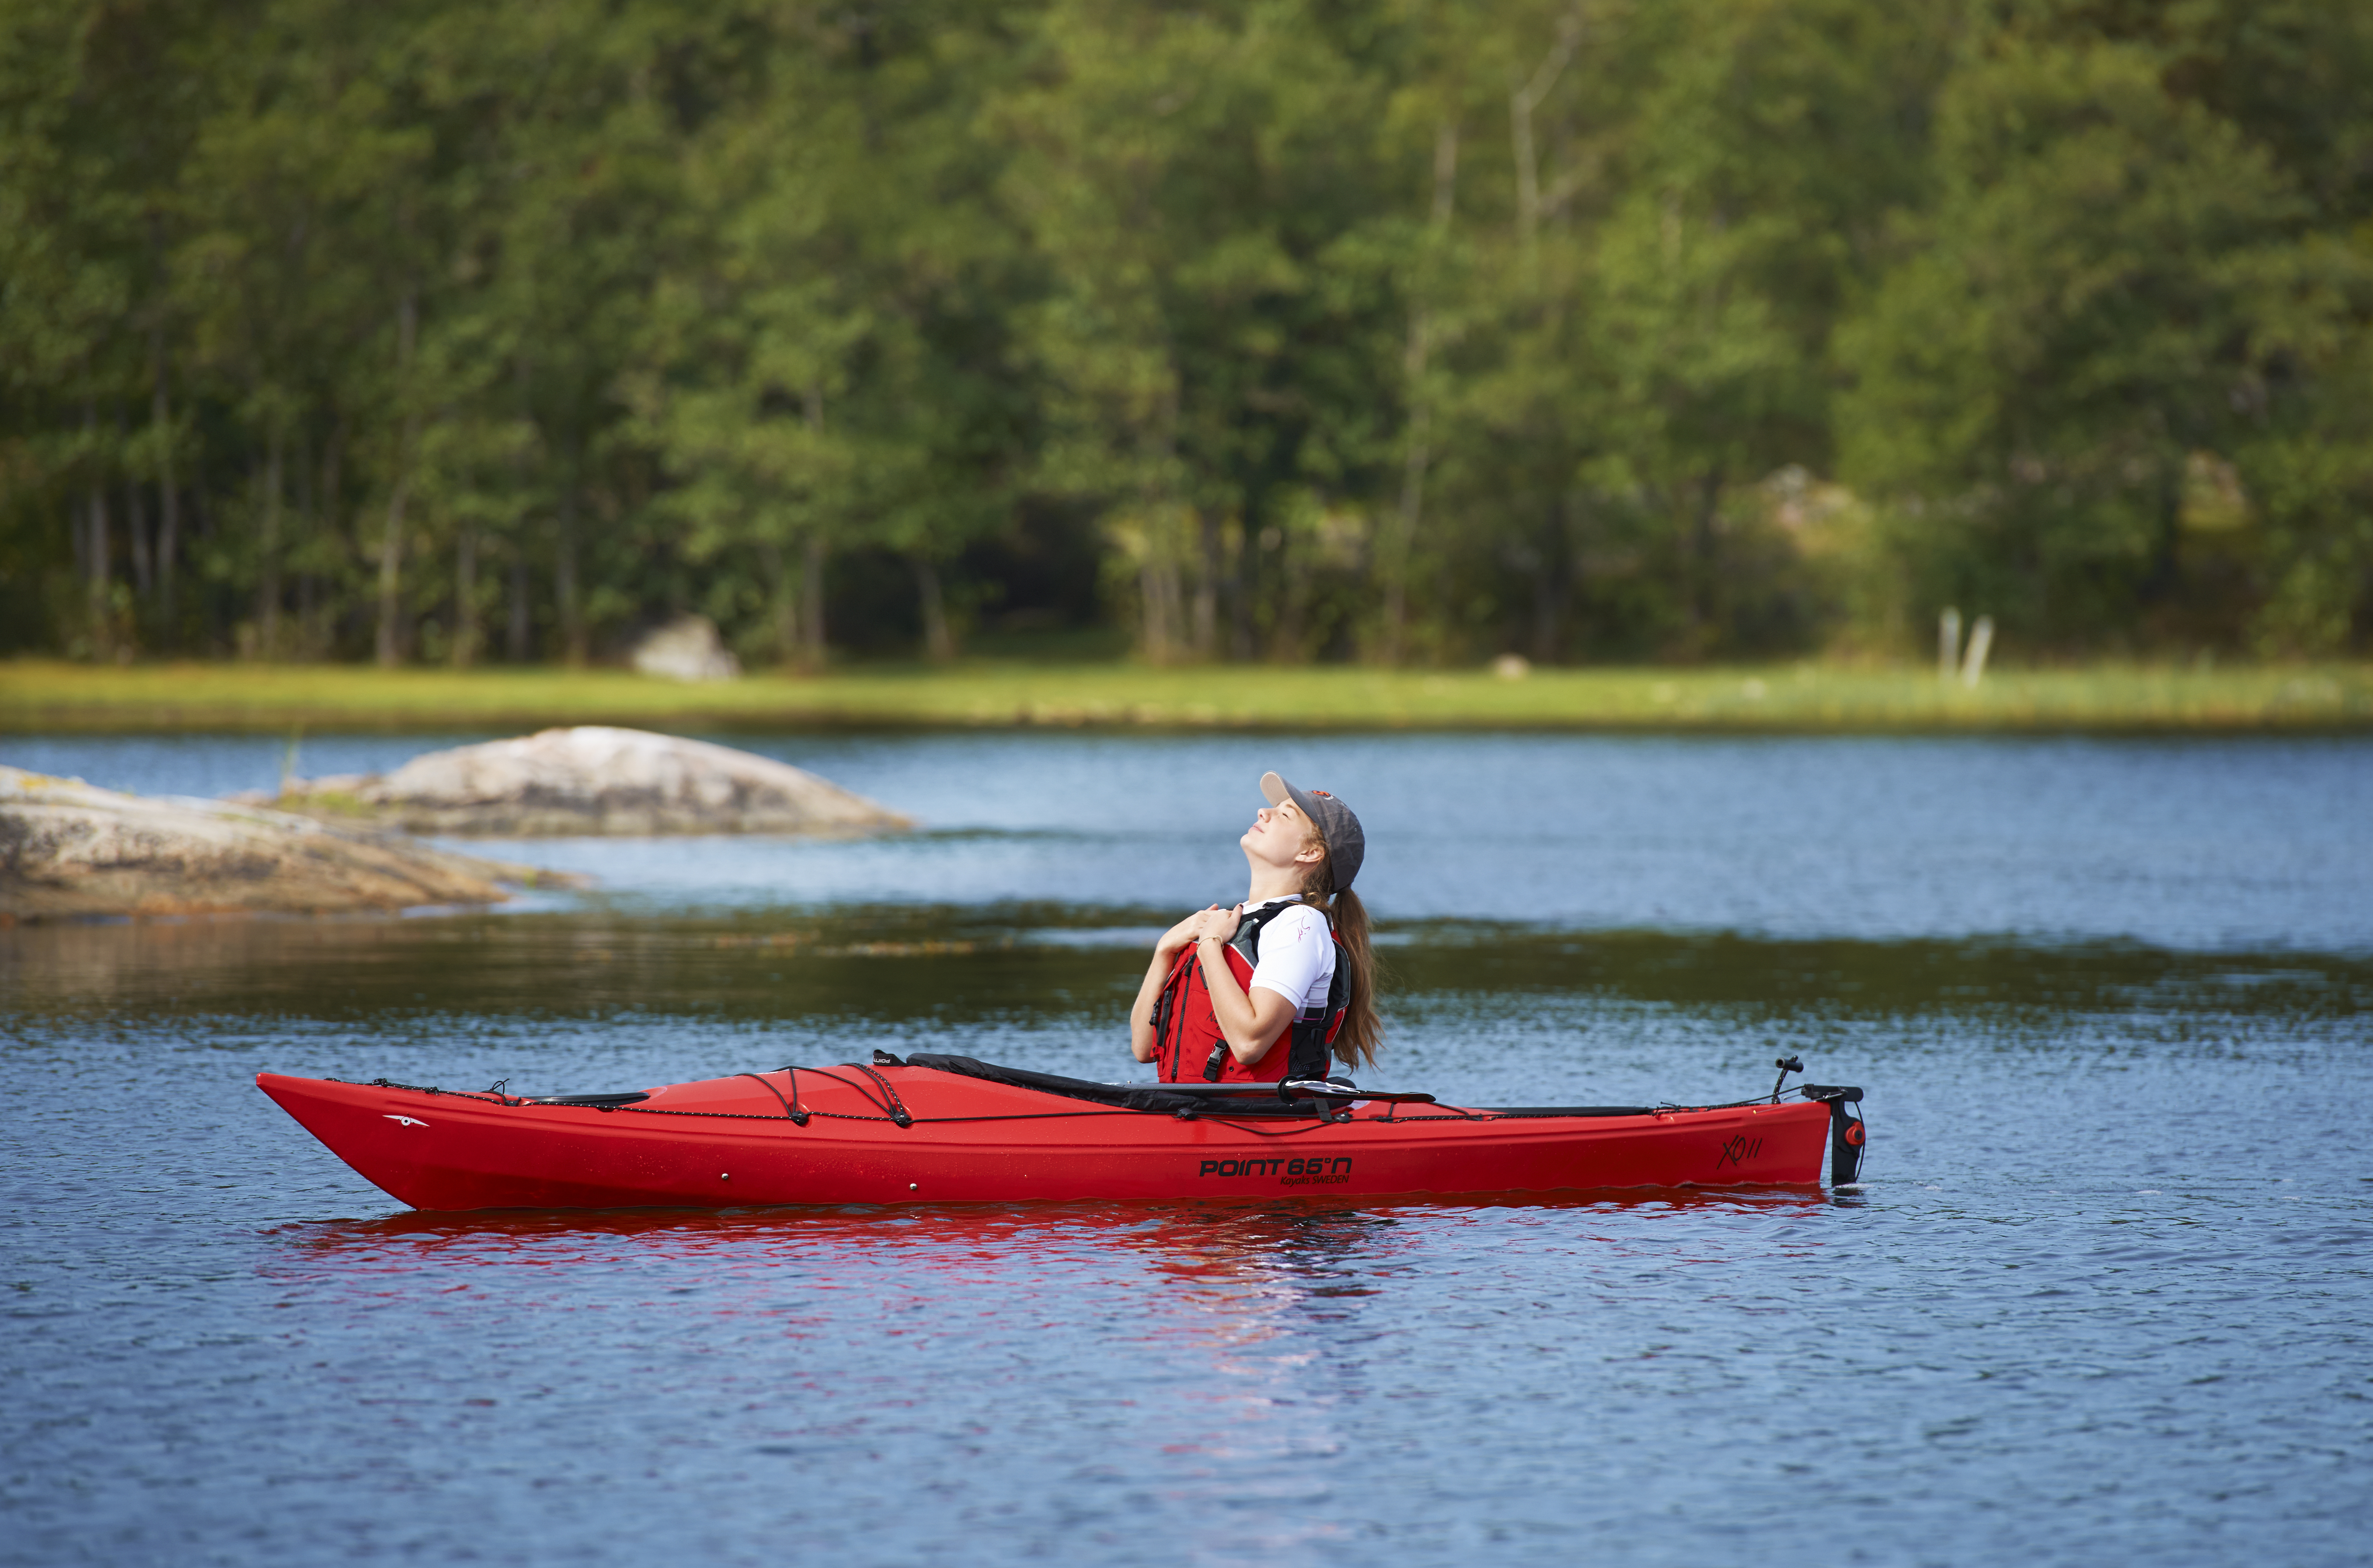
[1299,847,1382,1070]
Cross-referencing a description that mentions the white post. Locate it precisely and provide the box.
[1938,607,1961,683]
[1961,615,1993,688]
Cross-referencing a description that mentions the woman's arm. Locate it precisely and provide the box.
[1129,908,1215,1063]
[1192,908,1299,1065]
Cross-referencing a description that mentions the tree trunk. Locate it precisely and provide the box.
[1680,468,1722,650]
[760,540,798,665]
[376,287,418,668]
[507,557,532,662]
[150,328,179,636]
[1139,543,1179,666]
[452,523,478,668]
[1531,501,1566,664]
[793,383,830,672]
[1562,491,1590,660]
[506,352,537,666]
[291,432,313,658]
[1510,16,1580,276]
[118,410,150,606]
[555,474,584,666]
[1379,314,1431,665]
[1139,556,1167,665]
[257,422,283,658]
[374,441,411,667]
[87,481,112,661]
[80,401,111,661]
[1139,504,1185,666]
[798,531,827,671]
[1380,122,1460,666]
[1192,511,1219,661]
[1274,522,1309,663]
[192,483,226,654]
[1227,516,1255,662]
[913,553,954,662]
[316,419,345,657]
[126,475,152,599]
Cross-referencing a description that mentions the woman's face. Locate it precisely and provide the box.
[1242,798,1325,878]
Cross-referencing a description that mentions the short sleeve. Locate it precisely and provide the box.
[1247,905,1331,1014]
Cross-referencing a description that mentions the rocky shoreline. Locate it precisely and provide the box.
[3,728,908,920]
[0,766,578,920]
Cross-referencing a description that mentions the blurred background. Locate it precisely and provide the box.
[6,0,2370,674]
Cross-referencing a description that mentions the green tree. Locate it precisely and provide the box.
[1836,22,2352,648]
[1003,0,1404,663]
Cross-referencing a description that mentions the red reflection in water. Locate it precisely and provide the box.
[264,1188,1835,1288]
[247,1188,1843,1560]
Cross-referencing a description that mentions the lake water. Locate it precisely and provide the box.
[5,732,2370,1566]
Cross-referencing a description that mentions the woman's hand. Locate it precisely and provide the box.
[1156,905,1227,958]
[1200,903,1243,945]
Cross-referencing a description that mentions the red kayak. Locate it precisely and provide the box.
[258,1052,1868,1211]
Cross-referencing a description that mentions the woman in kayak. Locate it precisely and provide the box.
[1128,771,1380,1084]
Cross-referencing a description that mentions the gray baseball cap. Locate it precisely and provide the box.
[1259,771,1365,891]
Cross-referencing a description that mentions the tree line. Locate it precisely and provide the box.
[3,0,2368,669]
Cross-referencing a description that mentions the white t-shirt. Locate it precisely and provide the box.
[1242,896,1335,1017]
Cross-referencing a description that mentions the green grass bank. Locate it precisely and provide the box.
[4,659,2370,735]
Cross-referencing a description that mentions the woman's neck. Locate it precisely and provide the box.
[1244,867,1305,906]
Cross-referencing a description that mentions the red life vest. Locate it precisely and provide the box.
[1148,901,1349,1085]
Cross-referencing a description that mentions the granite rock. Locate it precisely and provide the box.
[263,726,911,836]
[0,766,569,919]
[630,616,741,682]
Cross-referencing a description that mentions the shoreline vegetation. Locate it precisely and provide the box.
[5,660,2369,735]
[10,6,2371,680]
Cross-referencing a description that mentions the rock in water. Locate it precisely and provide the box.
[0,766,564,919]
[631,616,741,682]
[267,727,911,836]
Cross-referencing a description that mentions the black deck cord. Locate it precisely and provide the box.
[788,1066,913,1124]
[849,1062,914,1127]
[737,1071,810,1127]
[363,1077,507,1105]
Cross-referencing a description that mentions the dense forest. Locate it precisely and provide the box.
[3,0,2369,668]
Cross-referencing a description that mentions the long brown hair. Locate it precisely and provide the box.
[1296,829,1381,1070]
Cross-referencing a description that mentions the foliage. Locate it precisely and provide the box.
[2,0,2368,666]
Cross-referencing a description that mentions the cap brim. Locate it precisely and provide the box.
[1259,770,1324,821]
